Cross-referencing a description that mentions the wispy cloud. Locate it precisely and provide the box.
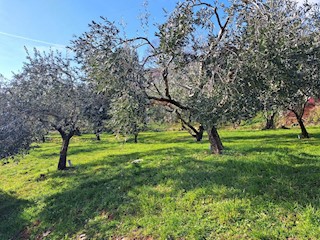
[295,0,320,4]
[0,32,68,78]
[0,31,65,48]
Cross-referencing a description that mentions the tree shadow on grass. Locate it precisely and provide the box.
[0,190,33,240]
[223,133,299,147]
[310,132,320,138]
[31,145,320,239]
[176,159,320,205]
[139,131,198,144]
[39,144,114,159]
[223,130,320,147]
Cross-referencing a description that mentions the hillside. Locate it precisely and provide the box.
[1,129,320,239]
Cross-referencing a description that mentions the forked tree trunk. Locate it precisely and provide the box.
[176,111,203,141]
[292,111,309,138]
[263,112,276,130]
[195,125,204,141]
[207,126,223,154]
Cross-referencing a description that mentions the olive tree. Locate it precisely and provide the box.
[10,49,88,170]
[144,0,261,153]
[106,47,147,142]
[0,79,35,160]
[231,0,320,137]
[82,85,110,141]
[71,25,149,142]
[108,91,147,142]
[71,0,260,154]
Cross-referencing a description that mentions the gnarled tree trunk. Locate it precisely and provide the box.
[263,112,276,130]
[207,126,223,154]
[57,129,75,170]
[292,110,309,138]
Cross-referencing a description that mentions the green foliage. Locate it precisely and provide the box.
[0,111,33,160]
[82,89,110,135]
[10,49,88,136]
[0,81,35,159]
[1,129,320,239]
[233,0,320,118]
[108,91,147,141]
[238,112,265,129]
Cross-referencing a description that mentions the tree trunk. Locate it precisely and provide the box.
[207,126,223,154]
[292,111,309,138]
[134,133,138,143]
[96,133,101,141]
[195,125,204,141]
[58,136,71,170]
[263,112,276,130]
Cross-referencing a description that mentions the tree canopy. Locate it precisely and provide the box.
[1,0,319,164]
[9,49,88,169]
[0,79,35,160]
[231,0,320,137]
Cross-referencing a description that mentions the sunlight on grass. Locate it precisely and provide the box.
[1,128,320,239]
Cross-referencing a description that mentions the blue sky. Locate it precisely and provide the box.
[0,0,179,79]
[1,0,315,79]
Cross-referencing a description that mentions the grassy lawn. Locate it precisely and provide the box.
[1,128,320,239]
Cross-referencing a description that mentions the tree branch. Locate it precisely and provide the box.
[163,56,175,100]
[193,2,216,11]
[152,82,164,97]
[163,67,171,99]
[147,95,190,110]
[123,37,156,50]
[175,110,199,135]
[52,124,66,139]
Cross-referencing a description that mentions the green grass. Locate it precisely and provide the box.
[1,128,320,239]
